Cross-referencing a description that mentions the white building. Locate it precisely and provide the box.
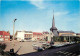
[15,31,33,41]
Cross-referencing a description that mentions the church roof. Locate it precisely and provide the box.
[58,31,75,33]
[76,33,80,35]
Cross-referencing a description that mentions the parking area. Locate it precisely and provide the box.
[4,41,44,55]
[2,41,75,56]
[20,43,80,56]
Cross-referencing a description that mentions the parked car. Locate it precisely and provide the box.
[19,39,24,42]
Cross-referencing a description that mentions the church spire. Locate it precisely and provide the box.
[52,10,57,30]
[50,10,58,36]
[52,10,55,28]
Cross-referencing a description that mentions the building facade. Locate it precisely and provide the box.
[76,33,80,37]
[15,31,33,41]
[24,31,33,40]
[33,32,43,40]
[0,31,10,41]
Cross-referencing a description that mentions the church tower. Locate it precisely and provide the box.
[50,11,58,36]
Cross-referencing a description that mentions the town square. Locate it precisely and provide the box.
[0,0,80,56]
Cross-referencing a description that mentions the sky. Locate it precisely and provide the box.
[0,0,80,35]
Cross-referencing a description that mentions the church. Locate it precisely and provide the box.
[50,12,76,36]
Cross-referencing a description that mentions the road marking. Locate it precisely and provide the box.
[67,53,72,55]
[56,51,62,53]
[56,51,75,56]
[64,52,69,54]
[60,51,65,53]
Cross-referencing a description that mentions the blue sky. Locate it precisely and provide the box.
[0,0,80,35]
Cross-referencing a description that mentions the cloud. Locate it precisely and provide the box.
[54,11,69,16]
[29,0,46,9]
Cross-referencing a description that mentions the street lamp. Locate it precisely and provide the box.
[69,31,70,43]
[10,19,17,54]
[13,19,17,47]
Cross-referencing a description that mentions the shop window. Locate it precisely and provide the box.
[0,35,3,37]
[5,35,9,38]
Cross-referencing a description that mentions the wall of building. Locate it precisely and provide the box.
[17,31,25,41]
[16,31,51,41]
[33,32,43,40]
[76,33,80,37]
[24,33,33,40]
[59,33,76,36]
[0,31,10,41]
[16,31,33,41]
